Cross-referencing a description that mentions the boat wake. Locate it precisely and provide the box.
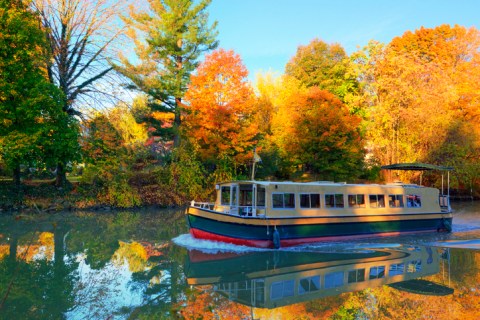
[173,234,407,254]
[172,234,268,253]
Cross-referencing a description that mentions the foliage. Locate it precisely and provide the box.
[285,38,359,107]
[0,0,79,186]
[169,141,208,201]
[253,74,307,178]
[253,74,365,181]
[80,112,141,208]
[184,48,258,168]
[287,87,365,181]
[355,25,480,186]
[114,0,219,147]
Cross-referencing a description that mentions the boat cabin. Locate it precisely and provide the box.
[192,180,450,218]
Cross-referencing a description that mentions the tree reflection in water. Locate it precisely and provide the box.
[0,207,479,319]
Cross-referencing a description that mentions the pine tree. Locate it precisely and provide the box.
[114,0,218,147]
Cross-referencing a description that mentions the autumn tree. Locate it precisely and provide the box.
[288,87,365,181]
[33,0,127,186]
[285,38,359,107]
[183,49,258,175]
[0,0,77,186]
[114,0,218,149]
[358,25,480,187]
[253,73,308,178]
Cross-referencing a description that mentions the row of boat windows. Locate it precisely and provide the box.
[270,259,423,300]
[272,193,422,209]
[219,186,422,209]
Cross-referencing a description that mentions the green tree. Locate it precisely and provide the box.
[81,112,141,207]
[114,0,218,148]
[0,0,74,187]
[285,38,359,106]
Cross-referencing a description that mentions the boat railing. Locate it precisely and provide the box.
[190,201,265,217]
[190,201,215,210]
[238,206,266,217]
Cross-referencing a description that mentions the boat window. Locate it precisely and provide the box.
[300,193,321,208]
[347,268,365,283]
[389,194,404,208]
[270,280,295,300]
[407,195,422,207]
[369,266,385,279]
[257,187,266,206]
[348,194,366,208]
[272,193,295,209]
[220,186,230,205]
[325,194,344,208]
[239,185,253,206]
[299,276,320,295]
[389,263,405,276]
[325,271,344,288]
[369,194,385,208]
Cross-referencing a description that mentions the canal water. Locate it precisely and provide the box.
[1,202,480,319]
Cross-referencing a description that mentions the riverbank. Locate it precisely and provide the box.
[1,179,478,214]
[0,180,185,213]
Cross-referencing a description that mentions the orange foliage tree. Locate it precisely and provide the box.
[183,49,258,171]
[287,87,365,181]
[354,25,480,187]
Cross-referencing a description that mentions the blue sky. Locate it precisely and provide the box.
[208,0,480,78]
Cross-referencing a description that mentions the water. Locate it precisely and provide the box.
[0,203,480,319]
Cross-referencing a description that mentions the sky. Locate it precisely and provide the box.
[208,0,480,78]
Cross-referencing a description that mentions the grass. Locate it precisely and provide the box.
[0,176,82,184]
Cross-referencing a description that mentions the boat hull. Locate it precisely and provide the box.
[186,207,453,248]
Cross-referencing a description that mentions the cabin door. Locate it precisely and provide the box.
[230,184,239,215]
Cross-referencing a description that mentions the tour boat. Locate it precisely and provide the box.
[185,164,453,249]
[185,245,451,308]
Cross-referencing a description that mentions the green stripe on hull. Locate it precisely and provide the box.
[187,214,452,241]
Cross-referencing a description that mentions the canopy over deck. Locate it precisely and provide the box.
[381,163,452,203]
[381,163,454,171]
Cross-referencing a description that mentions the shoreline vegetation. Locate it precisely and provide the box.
[1,2,480,211]
[1,176,478,214]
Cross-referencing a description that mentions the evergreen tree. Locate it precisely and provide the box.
[114,0,219,147]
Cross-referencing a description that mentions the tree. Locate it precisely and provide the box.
[0,0,71,186]
[285,38,359,106]
[114,0,219,149]
[359,25,480,187]
[253,73,308,178]
[287,87,365,181]
[183,49,258,169]
[33,0,126,186]
[80,112,141,207]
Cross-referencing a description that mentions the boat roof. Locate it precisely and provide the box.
[217,180,424,188]
[381,163,454,171]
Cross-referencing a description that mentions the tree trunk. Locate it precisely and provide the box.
[13,165,21,188]
[55,162,66,187]
[8,234,18,265]
[173,97,182,147]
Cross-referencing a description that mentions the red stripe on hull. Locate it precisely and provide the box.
[190,228,274,248]
[190,228,440,249]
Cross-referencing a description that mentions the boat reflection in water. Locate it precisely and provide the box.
[184,245,452,309]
